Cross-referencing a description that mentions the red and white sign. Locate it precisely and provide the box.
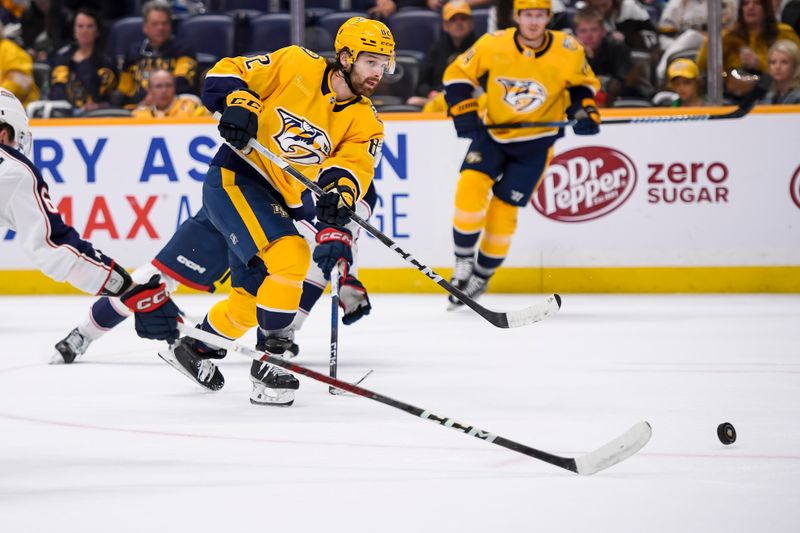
[532,146,636,222]
[791,166,800,210]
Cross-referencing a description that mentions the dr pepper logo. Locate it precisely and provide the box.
[532,146,636,222]
[791,165,800,210]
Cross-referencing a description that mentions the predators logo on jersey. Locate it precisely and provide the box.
[496,78,548,113]
[273,107,332,165]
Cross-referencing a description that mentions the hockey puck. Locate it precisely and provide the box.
[717,422,736,445]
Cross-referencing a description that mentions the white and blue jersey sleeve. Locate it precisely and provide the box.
[0,145,115,295]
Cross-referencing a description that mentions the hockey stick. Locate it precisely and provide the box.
[178,323,652,475]
[487,71,771,130]
[212,112,561,328]
[328,260,343,395]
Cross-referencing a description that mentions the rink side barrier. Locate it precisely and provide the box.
[1,105,798,294]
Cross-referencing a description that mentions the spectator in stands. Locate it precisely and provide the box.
[667,57,705,106]
[586,0,659,50]
[131,69,207,117]
[0,21,40,105]
[17,0,70,60]
[50,8,116,112]
[656,0,736,82]
[117,0,197,105]
[408,0,478,108]
[696,0,800,76]
[367,0,428,20]
[63,1,128,22]
[0,0,25,24]
[658,0,708,41]
[784,0,800,39]
[574,7,641,106]
[760,39,800,103]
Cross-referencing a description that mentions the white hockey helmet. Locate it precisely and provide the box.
[0,87,32,156]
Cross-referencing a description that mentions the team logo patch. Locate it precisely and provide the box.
[272,203,289,217]
[496,78,547,113]
[465,151,483,164]
[273,108,332,165]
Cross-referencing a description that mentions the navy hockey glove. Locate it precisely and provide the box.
[571,98,601,136]
[219,88,262,150]
[313,224,353,280]
[449,98,483,140]
[339,273,371,325]
[120,275,180,343]
[316,168,357,226]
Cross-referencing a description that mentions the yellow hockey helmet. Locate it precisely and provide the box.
[514,0,552,12]
[334,17,396,74]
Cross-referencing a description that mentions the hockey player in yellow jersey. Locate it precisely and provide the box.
[443,0,601,307]
[157,17,394,406]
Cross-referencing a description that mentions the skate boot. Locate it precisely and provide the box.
[463,274,489,301]
[158,336,225,391]
[250,333,300,407]
[256,327,299,359]
[447,256,474,309]
[51,328,92,364]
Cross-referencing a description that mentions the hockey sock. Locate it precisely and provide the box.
[294,278,325,330]
[206,286,258,339]
[78,296,131,341]
[255,235,310,331]
[452,169,494,258]
[476,196,518,279]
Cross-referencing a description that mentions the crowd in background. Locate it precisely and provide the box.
[0,0,799,120]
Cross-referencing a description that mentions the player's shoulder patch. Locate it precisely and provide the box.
[561,35,579,51]
[370,104,383,124]
[300,47,322,60]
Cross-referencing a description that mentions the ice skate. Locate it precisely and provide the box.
[250,333,300,406]
[257,327,300,359]
[158,336,225,391]
[449,274,490,310]
[51,328,92,364]
[447,256,474,310]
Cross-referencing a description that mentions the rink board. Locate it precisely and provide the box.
[1,106,798,294]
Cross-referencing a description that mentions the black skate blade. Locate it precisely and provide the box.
[157,349,224,391]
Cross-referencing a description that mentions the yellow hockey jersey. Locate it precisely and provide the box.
[203,46,383,210]
[0,38,40,105]
[443,29,599,143]
[131,95,208,118]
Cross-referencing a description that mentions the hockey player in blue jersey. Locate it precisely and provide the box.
[0,88,180,343]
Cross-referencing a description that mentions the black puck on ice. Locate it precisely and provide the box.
[717,422,736,445]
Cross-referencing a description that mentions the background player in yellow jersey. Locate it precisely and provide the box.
[443,0,602,307]
[157,18,394,407]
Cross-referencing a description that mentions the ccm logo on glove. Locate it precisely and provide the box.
[122,282,170,312]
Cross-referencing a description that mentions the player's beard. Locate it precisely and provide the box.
[348,70,381,97]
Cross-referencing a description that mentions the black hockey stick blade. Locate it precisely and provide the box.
[178,324,651,474]
[211,113,561,329]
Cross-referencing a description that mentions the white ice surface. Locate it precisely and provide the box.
[1,293,798,532]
